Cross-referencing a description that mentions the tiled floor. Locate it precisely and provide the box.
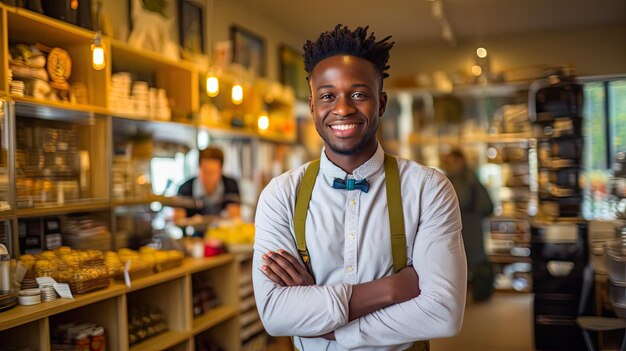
[266,291,534,351]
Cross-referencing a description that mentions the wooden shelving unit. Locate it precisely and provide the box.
[0,4,289,348]
[0,256,240,351]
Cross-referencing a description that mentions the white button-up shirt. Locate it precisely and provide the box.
[253,143,466,350]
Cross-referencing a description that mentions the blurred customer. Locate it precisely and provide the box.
[441,148,494,301]
[174,146,241,224]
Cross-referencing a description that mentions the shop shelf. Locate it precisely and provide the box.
[130,330,190,351]
[109,39,198,120]
[198,124,259,140]
[0,318,49,350]
[48,295,126,351]
[489,254,532,264]
[11,96,109,116]
[112,115,197,148]
[15,200,110,218]
[192,305,239,335]
[240,320,265,342]
[127,278,187,348]
[195,317,240,351]
[6,7,108,108]
[165,340,192,351]
[0,283,126,331]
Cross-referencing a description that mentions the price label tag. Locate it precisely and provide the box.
[124,260,132,288]
[35,276,57,286]
[53,283,74,299]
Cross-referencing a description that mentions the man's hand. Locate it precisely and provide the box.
[388,266,421,302]
[262,249,315,286]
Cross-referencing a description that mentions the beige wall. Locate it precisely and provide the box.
[390,24,626,84]
[211,0,303,82]
[101,2,625,82]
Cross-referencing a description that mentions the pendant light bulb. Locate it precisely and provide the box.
[91,32,105,70]
[476,47,487,59]
[258,113,269,132]
[206,73,219,97]
[232,84,243,105]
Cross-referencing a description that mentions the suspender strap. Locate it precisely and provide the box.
[294,155,405,270]
[294,159,320,264]
[384,153,407,273]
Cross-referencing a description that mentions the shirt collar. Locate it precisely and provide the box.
[319,142,385,181]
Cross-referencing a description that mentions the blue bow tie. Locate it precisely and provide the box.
[332,178,369,193]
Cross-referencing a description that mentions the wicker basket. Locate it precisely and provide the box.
[154,257,183,272]
[112,266,153,282]
[68,275,110,294]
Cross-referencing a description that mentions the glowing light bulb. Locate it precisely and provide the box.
[476,47,487,58]
[258,114,269,131]
[471,65,482,76]
[232,84,243,105]
[206,75,219,97]
[91,33,105,70]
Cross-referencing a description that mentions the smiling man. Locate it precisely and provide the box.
[252,25,467,350]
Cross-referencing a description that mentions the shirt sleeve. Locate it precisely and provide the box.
[334,169,467,348]
[253,177,353,337]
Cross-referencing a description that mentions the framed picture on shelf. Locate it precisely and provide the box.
[127,0,179,59]
[279,44,309,101]
[230,25,266,77]
[178,0,205,54]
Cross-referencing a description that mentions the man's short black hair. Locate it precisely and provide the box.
[303,24,394,85]
[199,146,224,166]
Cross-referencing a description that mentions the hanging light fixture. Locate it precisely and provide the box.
[91,32,105,70]
[231,83,243,105]
[206,68,219,97]
[90,1,105,70]
[205,0,220,97]
[476,47,488,59]
[257,112,269,132]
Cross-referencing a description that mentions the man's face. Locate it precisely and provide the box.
[199,159,222,194]
[309,55,387,157]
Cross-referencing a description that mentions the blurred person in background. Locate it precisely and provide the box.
[441,148,495,301]
[174,146,241,227]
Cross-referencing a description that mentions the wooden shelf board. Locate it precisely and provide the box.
[259,132,296,144]
[110,39,196,74]
[126,256,234,293]
[198,124,296,143]
[16,200,110,218]
[112,195,167,207]
[112,115,196,146]
[5,5,95,43]
[489,255,532,264]
[192,305,239,335]
[129,330,190,351]
[0,283,126,331]
[198,124,259,139]
[109,112,194,127]
[11,96,108,115]
[184,255,235,275]
[0,211,15,221]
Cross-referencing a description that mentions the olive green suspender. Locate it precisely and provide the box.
[294,153,406,272]
[293,153,430,351]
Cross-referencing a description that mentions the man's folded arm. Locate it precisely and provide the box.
[253,178,352,336]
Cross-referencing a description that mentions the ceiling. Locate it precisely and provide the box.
[228,0,625,47]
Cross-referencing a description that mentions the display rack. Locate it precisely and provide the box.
[0,255,240,351]
[0,3,293,348]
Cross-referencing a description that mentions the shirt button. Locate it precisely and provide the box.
[347,266,353,272]
[349,233,355,240]
[351,200,357,206]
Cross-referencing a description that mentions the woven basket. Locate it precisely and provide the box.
[68,275,110,294]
